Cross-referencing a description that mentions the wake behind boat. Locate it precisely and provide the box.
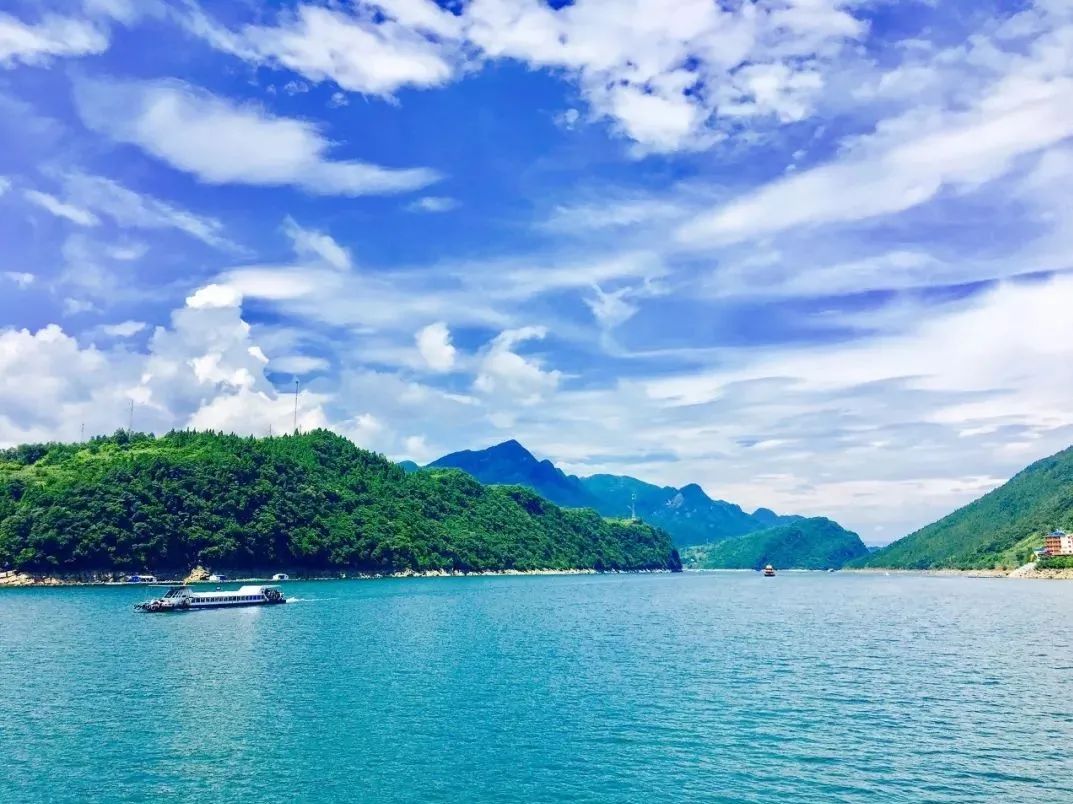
[135,585,285,612]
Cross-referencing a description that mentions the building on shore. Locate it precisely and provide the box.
[1044,529,1073,556]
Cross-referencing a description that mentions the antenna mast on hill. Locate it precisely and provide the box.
[293,378,300,434]
[128,400,134,434]
[630,492,637,521]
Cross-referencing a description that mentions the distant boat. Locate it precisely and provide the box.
[125,574,157,584]
[271,573,290,581]
[207,574,228,582]
[762,564,776,577]
[135,585,286,612]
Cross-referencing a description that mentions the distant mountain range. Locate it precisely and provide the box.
[683,518,868,570]
[855,443,1073,570]
[427,439,809,547]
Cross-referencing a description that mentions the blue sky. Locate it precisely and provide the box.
[1,0,1072,543]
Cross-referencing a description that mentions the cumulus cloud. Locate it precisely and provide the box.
[186,0,868,153]
[73,76,440,196]
[186,283,242,309]
[2,271,34,288]
[415,322,456,372]
[0,12,109,68]
[474,326,561,403]
[185,2,460,97]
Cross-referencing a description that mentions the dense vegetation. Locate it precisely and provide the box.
[853,444,1073,570]
[0,430,681,575]
[432,440,805,546]
[1037,555,1073,570]
[681,517,868,570]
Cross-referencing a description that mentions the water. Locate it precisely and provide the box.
[2,572,1072,803]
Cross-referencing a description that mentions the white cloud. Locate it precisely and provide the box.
[73,76,440,195]
[0,176,10,195]
[62,297,97,315]
[99,320,146,337]
[186,283,242,309]
[474,326,561,403]
[405,196,458,213]
[23,189,100,226]
[269,354,330,374]
[282,217,351,270]
[2,271,34,288]
[59,173,236,250]
[404,434,434,461]
[415,321,456,372]
[678,18,1073,246]
[185,2,460,97]
[0,12,108,68]
[105,241,149,261]
[584,285,639,330]
[542,196,686,233]
[187,0,868,153]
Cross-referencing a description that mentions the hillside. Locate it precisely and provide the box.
[429,440,600,509]
[683,518,868,570]
[854,444,1073,570]
[429,440,812,547]
[0,430,681,575]
[579,475,768,544]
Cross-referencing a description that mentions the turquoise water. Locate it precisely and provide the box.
[2,572,1072,803]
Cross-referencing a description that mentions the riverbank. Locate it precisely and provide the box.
[845,563,1073,580]
[0,567,678,588]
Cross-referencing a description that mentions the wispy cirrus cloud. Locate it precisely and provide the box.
[0,11,108,68]
[23,189,99,226]
[73,76,441,196]
[52,172,238,251]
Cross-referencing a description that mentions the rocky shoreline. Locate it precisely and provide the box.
[844,563,1073,580]
[0,566,674,588]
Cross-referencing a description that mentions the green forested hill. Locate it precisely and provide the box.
[682,518,868,570]
[429,439,809,546]
[854,444,1073,570]
[0,430,681,575]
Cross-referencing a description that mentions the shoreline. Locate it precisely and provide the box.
[0,567,675,588]
[843,564,1073,580]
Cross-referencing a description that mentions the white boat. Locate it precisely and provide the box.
[271,573,290,581]
[125,574,157,583]
[135,585,285,612]
[207,574,228,582]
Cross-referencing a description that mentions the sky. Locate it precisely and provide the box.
[1,0,1072,544]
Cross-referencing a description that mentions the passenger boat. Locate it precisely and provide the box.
[762,564,776,577]
[135,585,285,612]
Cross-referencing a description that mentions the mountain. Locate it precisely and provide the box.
[0,430,681,576]
[429,440,813,547]
[582,475,767,545]
[854,444,1073,570]
[429,440,601,509]
[682,518,868,570]
[397,460,420,473]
